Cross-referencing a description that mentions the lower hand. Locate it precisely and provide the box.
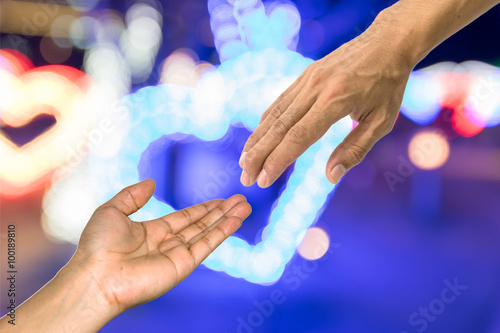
[74,179,252,313]
[2,179,251,333]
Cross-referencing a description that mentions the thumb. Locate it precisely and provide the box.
[326,119,392,184]
[101,179,156,216]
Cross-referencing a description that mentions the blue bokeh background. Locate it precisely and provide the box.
[1,0,500,332]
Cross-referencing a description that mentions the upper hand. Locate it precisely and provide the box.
[72,179,251,313]
[239,25,414,187]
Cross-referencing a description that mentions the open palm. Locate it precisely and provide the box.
[74,179,251,312]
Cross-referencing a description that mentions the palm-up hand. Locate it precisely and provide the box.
[73,179,251,313]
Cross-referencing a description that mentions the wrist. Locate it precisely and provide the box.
[3,257,118,333]
[371,4,433,69]
[60,256,122,319]
[53,260,118,332]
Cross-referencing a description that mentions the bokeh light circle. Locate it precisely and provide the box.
[408,131,450,170]
[297,227,330,260]
[401,71,442,125]
[70,16,98,49]
[40,34,72,64]
[464,69,500,128]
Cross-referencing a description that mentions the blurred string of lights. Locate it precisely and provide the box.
[85,0,348,284]
[208,0,301,61]
[0,0,493,281]
[87,78,349,283]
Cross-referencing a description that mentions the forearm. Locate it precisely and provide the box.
[373,0,500,67]
[0,262,116,333]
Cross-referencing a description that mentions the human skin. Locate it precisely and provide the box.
[0,179,251,332]
[239,0,500,188]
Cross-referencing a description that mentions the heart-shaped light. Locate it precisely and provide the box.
[88,49,351,283]
[0,50,92,196]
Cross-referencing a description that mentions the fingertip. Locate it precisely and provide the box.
[205,198,225,210]
[142,178,156,189]
[227,201,252,220]
[257,169,270,188]
[242,201,252,218]
[133,178,156,197]
[327,164,347,184]
[219,195,247,211]
[239,151,247,168]
[240,171,255,187]
[234,193,248,200]
[106,178,156,215]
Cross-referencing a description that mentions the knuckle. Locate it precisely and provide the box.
[245,149,260,166]
[308,69,323,86]
[320,88,336,104]
[264,154,283,173]
[331,80,347,97]
[270,103,286,119]
[335,72,351,85]
[259,110,270,123]
[314,97,330,114]
[343,143,369,165]
[245,134,259,148]
[326,76,350,99]
[287,123,309,144]
[270,118,289,139]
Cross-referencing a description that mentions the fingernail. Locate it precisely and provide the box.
[241,171,251,186]
[239,152,247,168]
[257,170,268,188]
[330,164,347,184]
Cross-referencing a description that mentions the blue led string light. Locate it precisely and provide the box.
[88,44,351,284]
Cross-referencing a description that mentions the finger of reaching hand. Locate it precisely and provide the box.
[152,198,224,234]
[176,195,247,242]
[188,201,251,266]
[256,70,307,126]
[325,112,393,184]
[257,103,335,188]
[240,92,316,186]
[240,82,304,168]
[101,179,156,216]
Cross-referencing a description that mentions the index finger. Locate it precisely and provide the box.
[152,199,224,234]
[188,201,252,265]
[257,102,337,188]
[240,72,307,164]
